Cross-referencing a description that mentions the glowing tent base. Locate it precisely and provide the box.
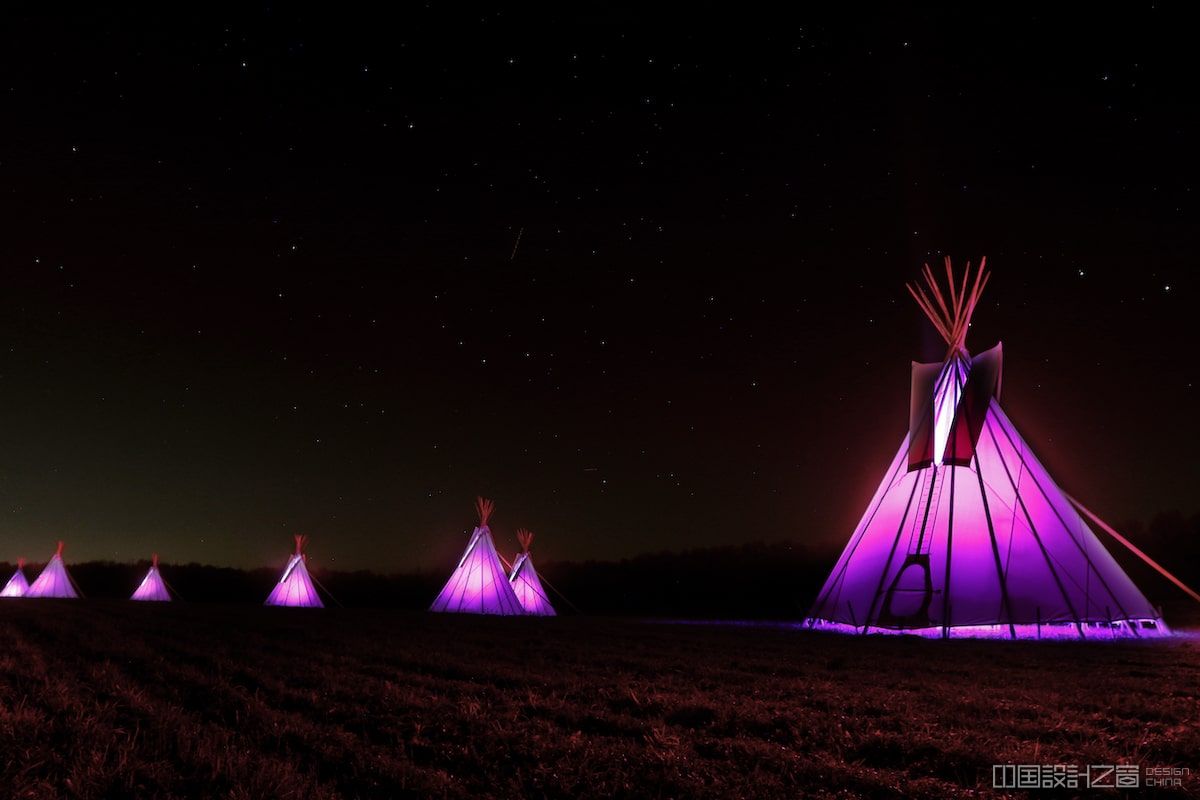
[131,556,171,601]
[431,498,526,615]
[807,618,1169,640]
[25,543,80,599]
[509,530,556,616]
[265,536,324,608]
[1,562,29,598]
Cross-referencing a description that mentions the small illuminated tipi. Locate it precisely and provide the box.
[265,535,324,608]
[806,259,1171,639]
[431,497,525,615]
[131,554,172,602]
[509,529,556,616]
[1,559,29,598]
[25,541,80,599]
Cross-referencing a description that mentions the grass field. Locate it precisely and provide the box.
[0,602,1196,798]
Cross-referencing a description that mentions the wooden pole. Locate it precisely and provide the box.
[1067,493,1200,604]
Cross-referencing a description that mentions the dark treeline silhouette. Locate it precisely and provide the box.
[544,541,836,619]
[4,515,1197,622]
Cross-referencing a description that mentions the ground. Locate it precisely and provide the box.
[0,602,1196,799]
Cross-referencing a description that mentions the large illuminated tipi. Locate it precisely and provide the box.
[1,559,29,598]
[265,535,324,608]
[806,259,1170,639]
[430,497,525,615]
[130,554,172,602]
[509,529,556,616]
[25,541,80,599]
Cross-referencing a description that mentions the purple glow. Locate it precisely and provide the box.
[805,618,1171,640]
[644,618,1172,641]
[25,545,79,599]
[131,565,171,602]
[431,525,525,615]
[265,537,324,608]
[0,566,29,598]
[807,398,1170,640]
[509,552,556,616]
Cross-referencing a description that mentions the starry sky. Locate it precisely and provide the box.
[1,6,1196,571]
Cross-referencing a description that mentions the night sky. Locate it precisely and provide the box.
[1,6,1195,572]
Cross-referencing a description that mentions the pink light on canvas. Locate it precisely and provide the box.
[131,554,171,602]
[24,542,80,599]
[265,536,324,608]
[806,260,1171,640]
[509,529,556,616]
[1,558,29,598]
[431,498,525,615]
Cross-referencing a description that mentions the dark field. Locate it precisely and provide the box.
[0,602,1197,799]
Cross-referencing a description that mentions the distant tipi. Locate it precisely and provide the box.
[0,559,29,598]
[431,497,525,615]
[265,535,324,608]
[131,554,172,602]
[509,529,556,616]
[25,541,80,599]
[806,259,1170,639]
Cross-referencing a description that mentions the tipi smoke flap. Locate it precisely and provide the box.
[431,497,525,615]
[806,259,1171,640]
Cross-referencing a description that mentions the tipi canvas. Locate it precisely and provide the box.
[806,259,1168,640]
[265,535,324,607]
[131,554,172,601]
[509,529,556,616]
[1,559,29,598]
[431,498,525,615]
[25,541,80,599]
